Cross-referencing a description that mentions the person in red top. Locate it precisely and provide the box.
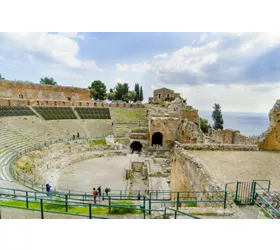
[92,188,98,204]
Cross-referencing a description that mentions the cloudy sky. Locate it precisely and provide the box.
[0,32,279,113]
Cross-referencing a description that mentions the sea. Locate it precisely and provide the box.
[198,111,270,137]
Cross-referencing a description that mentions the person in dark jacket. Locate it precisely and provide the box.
[97,186,101,196]
[46,183,51,196]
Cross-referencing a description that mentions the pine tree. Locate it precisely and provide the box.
[139,86,143,102]
[212,103,224,130]
[134,83,140,102]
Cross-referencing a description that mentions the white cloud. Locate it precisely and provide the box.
[25,54,36,64]
[156,41,219,74]
[153,53,168,59]
[199,33,208,43]
[173,83,280,113]
[58,32,85,40]
[0,32,98,70]
[116,63,129,71]
[131,62,151,73]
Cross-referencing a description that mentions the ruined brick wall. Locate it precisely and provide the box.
[209,128,256,145]
[259,100,280,150]
[0,81,90,101]
[178,120,205,144]
[170,146,225,206]
[180,108,199,122]
[149,117,179,146]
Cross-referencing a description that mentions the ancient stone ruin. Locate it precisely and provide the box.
[258,99,280,150]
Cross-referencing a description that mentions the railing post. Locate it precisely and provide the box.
[35,192,37,201]
[175,210,177,219]
[268,181,271,192]
[251,181,257,205]
[149,193,152,215]
[224,190,227,209]
[89,203,92,219]
[40,199,44,219]
[65,195,68,212]
[109,196,111,214]
[235,182,239,203]
[120,190,122,200]
[156,191,158,200]
[13,190,16,198]
[26,191,29,209]
[164,208,167,218]
[176,192,180,210]
[42,185,44,192]
[143,196,146,219]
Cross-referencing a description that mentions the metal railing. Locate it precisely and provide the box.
[0,187,148,219]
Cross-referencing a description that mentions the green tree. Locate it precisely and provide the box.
[139,86,143,101]
[212,103,224,130]
[134,83,140,102]
[115,83,129,101]
[0,74,5,80]
[88,80,107,100]
[127,91,137,103]
[199,117,212,135]
[107,91,117,101]
[40,77,57,86]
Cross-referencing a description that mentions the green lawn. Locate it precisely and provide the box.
[111,109,146,123]
[0,199,141,216]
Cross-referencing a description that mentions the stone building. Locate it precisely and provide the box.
[149,87,180,104]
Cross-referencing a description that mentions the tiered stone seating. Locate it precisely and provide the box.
[33,107,77,120]
[0,116,115,182]
[0,106,36,117]
[75,107,111,119]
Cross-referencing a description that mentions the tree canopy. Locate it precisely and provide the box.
[0,74,5,80]
[88,80,107,100]
[199,117,212,135]
[212,103,224,130]
[40,77,57,86]
[139,86,143,101]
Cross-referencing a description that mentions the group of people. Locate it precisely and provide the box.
[45,183,111,204]
[73,132,80,140]
[92,186,111,204]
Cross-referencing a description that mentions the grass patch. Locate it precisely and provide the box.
[90,139,107,148]
[0,198,141,216]
[110,200,141,215]
[111,109,146,123]
[115,138,130,144]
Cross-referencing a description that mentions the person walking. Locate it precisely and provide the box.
[92,188,98,204]
[105,187,111,196]
[97,186,101,196]
[46,183,51,197]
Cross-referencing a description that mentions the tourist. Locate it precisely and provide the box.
[77,132,80,139]
[73,134,75,140]
[112,122,114,126]
[105,187,110,196]
[97,186,101,196]
[46,183,51,197]
[92,188,98,204]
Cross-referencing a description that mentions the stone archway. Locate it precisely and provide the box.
[152,132,163,146]
[130,141,143,153]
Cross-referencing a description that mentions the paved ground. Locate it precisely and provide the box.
[57,155,131,192]
[187,151,280,190]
